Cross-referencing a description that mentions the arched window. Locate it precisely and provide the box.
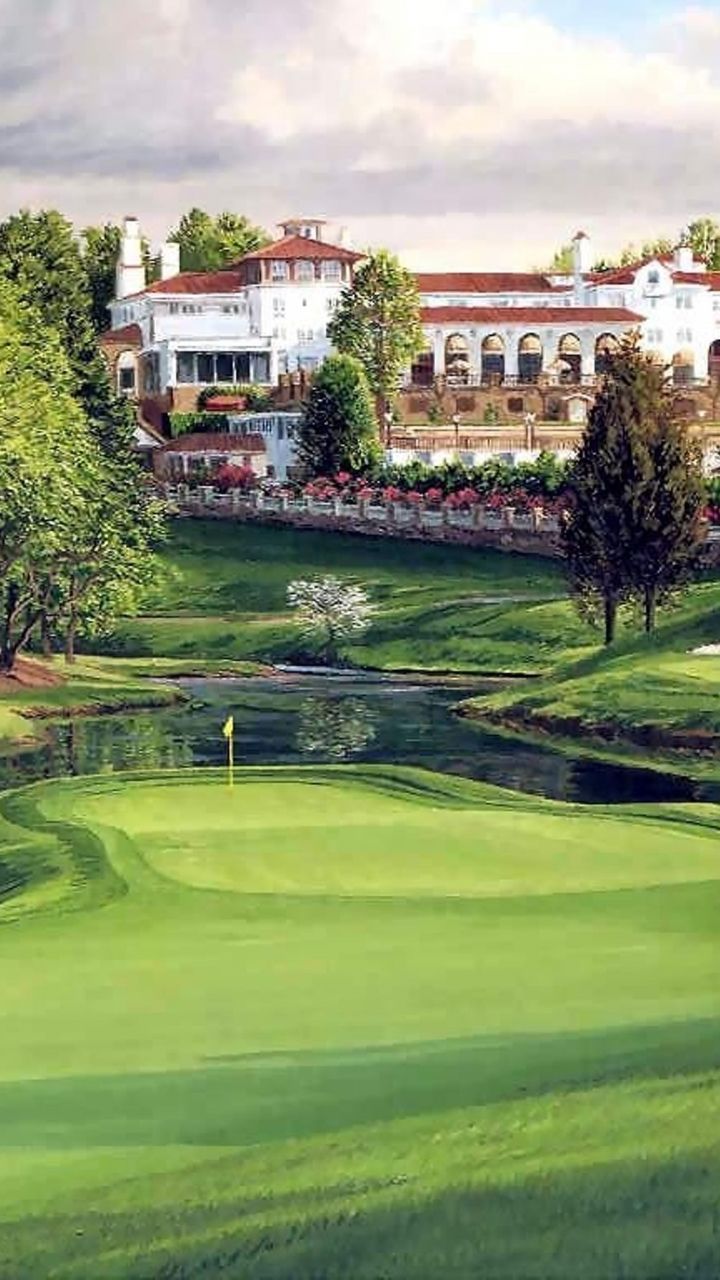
[595,333,619,375]
[518,334,542,383]
[445,333,470,384]
[481,334,505,384]
[557,334,581,384]
[117,350,137,396]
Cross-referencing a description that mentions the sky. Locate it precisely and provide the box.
[1,0,720,268]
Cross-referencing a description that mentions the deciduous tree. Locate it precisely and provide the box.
[0,208,136,460]
[328,249,424,438]
[168,208,269,271]
[295,354,381,477]
[287,577,373,662]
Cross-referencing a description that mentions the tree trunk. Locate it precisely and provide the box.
[0,584,20,673]
[603,593,617,646]
[64,614,77,665]
[40,614,52,658]
[376,394,388,445]
[644,586,657,634]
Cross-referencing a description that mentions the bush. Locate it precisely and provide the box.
[213,463,257,493]
[168,412,230,437]
[197,385,272,411]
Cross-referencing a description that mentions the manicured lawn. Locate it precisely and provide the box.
[96,520,591,673]
[466,579,720,744]
[1,765,718,1277]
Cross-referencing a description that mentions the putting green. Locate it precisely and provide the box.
[1,765,719,1279]
[65,774,720,898]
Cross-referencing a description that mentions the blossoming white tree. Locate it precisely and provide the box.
[287,576,373,662]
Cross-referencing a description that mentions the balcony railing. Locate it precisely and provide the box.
[402,372,602,391]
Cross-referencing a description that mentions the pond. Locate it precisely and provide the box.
[0,673,711,805]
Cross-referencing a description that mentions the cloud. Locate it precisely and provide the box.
[0,0,719,265]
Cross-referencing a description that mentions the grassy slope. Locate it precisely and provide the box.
[0,765,718,1277]
[95,520,594,674]
[465,580,720,745]
[0,655,265,758]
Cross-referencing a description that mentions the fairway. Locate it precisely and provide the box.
[1,766,719,1278]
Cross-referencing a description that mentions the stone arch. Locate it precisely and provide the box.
[518,333,542,383]
[556,333,581,383]
[116,350,138,396]
[709,339,720,380]
[481,333,505,383]
[673,349,695,386]
[595,333,619,375]
[445,333,470,384]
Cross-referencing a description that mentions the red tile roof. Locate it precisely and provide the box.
[673,271,720,289]
[237,234,362,263]
[416,272,555,294]
[100,322,143,344]
[585,257,677,286]
[128,270,245,298]
[162,433,266,454]
[421,306,645,325]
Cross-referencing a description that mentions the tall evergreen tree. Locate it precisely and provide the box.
[296,355,381,477]
[563,337,704,642]
[629,411,705,633]
[563,339,657,644]
[328,248,424,438]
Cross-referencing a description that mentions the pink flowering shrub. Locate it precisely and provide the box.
[424,487,444,506]
[382,485,404,504]
[444,487,480,510]
[214,463,257,493]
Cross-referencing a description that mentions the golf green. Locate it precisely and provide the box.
[1,766,719,1278]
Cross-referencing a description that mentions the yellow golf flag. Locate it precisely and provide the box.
[222,715,234,787]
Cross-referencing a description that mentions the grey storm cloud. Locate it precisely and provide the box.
[1,0,720,239]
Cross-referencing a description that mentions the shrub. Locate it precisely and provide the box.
[213,463,257,493]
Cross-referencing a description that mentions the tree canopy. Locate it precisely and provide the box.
[562,337,704,643]
[168,208,270,272]
[328,249,424,436]
[296,354,382,477]
[0,208,136,460]
[0,235,163,672]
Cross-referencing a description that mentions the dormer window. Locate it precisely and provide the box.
[271,261,289,281]
[648,270,660,285]
[296,260,315,282]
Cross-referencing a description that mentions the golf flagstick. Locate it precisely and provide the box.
[222,715,234,787]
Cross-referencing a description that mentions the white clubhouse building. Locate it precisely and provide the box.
[106,217,720,403]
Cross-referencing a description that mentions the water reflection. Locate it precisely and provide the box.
[296,697,378,760]
[0,675,709,806]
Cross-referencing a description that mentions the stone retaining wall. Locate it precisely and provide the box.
[164,485,562,556]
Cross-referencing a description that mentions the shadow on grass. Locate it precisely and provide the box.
[1,1014,718,1152]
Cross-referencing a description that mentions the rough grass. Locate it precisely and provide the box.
[92,520,587,673]
[0,765,718,1277]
